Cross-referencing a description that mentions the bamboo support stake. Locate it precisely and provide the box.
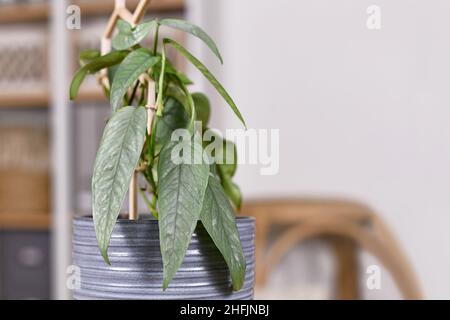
[129,171,138,220]
[140,73,156,133]
[130,0,153,221]
[128,75,155,221]
[132,0,152,24]
[99,0,152,87]
[99,0,155,221]
[118,7,135,24]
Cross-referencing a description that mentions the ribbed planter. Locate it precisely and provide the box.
[73,216,255,300]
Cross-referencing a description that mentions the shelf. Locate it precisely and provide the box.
[0,87,106,108]
[75,0,184,16]
[0,0,185,24]
[0,90,49,108]
[0,212,50,230]
[0,3,48,24]
[77,87,108,102]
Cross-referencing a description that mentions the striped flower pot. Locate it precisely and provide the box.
[73,216,255,300]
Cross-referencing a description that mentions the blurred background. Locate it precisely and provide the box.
[0,0,449,299]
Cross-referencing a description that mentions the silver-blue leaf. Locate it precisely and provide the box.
[157,133,209,289]
[110,48,160,113]
[159,18,223,64]
[200,174,246,290]
[92,106,148,263]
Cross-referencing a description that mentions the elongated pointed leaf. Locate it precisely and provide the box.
[92,106,148,264]
[166,83,190,111]
[79,49,100,65]
[70,50,129,100]
[110,48,160,112]
[156,96,189,145]
[218,166,242,210]
[200,174,246,290]
[70,68,88,101]
[117,19,132,33]
[152,59,193,86]
[164,39,246,128]
[157,133,209,289]
[113,20,157,50]
[192,92,210,128]
[217,137,237,178]
[160,18,223,64]
[209,135,240,209]
[205,132,237,177]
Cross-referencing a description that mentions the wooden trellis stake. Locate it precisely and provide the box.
[99,0,154,221]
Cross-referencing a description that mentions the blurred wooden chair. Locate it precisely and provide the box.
[241,199,422,299]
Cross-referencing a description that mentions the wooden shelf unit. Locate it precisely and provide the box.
[0,0,185,23]
[0,91,49,108]
[0,2,47,24]
[0,212,50,230]
[75,0,184,16]
[0,88,107,108]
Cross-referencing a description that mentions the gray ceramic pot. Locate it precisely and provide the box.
[72,216,255,300]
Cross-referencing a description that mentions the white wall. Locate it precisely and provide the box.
[188,0,450,299]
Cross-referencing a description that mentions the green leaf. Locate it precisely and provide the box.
[160,70,196,131]
[79,49,100,65]
[165,83,190,110]
[217,139,237,178]
[205,132,237,178]
[156,96,189,145]
[70,68,88,101]
[218,166,242,210]
[70,50,129,100]
[155,47,167,112]
[200,174,246,290]
[110,48,160,112]
[108,64,119,85]
[166,67,193,86]
[117,19,132,33]
[152,59,193,86]
[92,106,148,264]
[206,134,240,208]
[164,39,246,128]
[157,133,209,289]
[192,92,210,129]
[159,18,223,64]
[112,20,157,50]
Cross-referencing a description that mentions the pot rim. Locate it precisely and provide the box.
[73,215,255,223]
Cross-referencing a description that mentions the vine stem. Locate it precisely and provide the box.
[152,22,160,55]
[125,0,155,221]
[129,76,155,221]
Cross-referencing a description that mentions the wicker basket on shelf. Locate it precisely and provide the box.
[0,127,49,215]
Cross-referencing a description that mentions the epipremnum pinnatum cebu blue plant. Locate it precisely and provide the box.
[70,18,246,291]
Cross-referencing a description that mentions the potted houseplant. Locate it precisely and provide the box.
[69,17,255,299]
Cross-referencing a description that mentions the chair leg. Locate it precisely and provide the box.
[255,218,270,287]
[331,236,359,300]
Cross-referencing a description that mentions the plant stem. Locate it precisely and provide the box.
[152,23,160,55]
[148,111,160,165]
[155,47,166,116]
[146,163,157,194]
[151,194,157,214]
[128,80,140,105]
[180,81,196,132]
[138,187,158,219]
